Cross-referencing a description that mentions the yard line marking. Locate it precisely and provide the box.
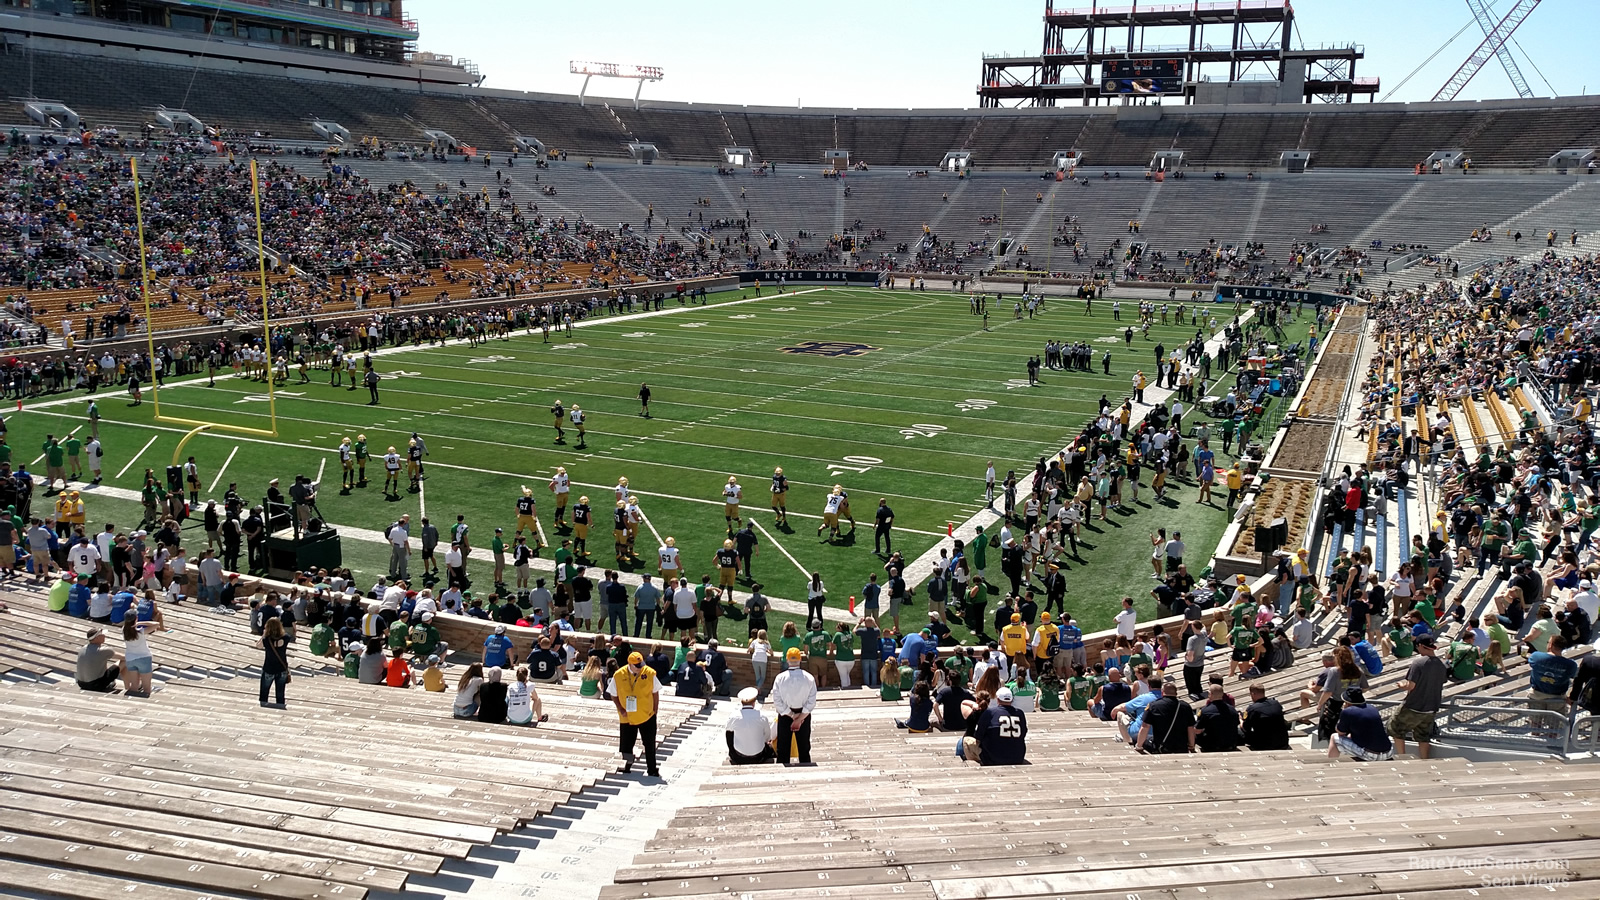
[315,457,327,492]
[30,424,82,465]
[116,435,160,479]
[636,506,665,549]
[753,520,811,582]
[208,446,239,493]
[418,475,427,521]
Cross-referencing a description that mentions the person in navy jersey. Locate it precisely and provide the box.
[976,687,1028,765]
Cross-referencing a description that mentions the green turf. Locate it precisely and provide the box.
[5,287,1306,638]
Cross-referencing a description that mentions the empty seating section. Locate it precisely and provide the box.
[9,49,1600,168]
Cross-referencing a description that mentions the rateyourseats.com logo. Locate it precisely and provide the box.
[1408,854,1571,888]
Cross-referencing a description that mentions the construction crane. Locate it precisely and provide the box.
[1464,0,1534,98]
[1433,0,1541,101]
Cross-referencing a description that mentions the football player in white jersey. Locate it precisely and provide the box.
[722,476,742,533]
[570,404,587,449]
[550,466,571,527]
[819,488,843,540]
[657,536,681,585]
[383,446,402,497]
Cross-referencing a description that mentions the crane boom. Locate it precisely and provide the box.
[1464,0,1534,98]
[1434,0,1541,101]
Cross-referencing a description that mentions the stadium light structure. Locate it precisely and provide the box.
[571,60,664,109]
[1433,0,1541,102]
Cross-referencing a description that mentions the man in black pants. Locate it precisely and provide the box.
[873,498,894,556]
[610,652,662,777]
[365,367,381,405]
[769,648,817,766]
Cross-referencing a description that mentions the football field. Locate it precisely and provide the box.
[10,286,1296,637]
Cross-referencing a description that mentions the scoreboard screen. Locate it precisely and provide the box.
[1101,58,1184,94]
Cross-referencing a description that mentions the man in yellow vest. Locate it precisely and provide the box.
[1032,612,1060,674]
[1001,613,1029,663]
[609,652,662,777]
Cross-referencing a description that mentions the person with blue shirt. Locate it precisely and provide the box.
[1528,634,1578,733]
[899,628,935,667]
[1113,674,1160,743]
[483,624,515,669]
[860,574,881,621]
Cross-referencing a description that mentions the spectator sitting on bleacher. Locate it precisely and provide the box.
[75,625,121,693]
[1137,680,1198,754]
[1195,684,1240,752]
[726,687,777,765]
[896,682,934,733]
[974,687,1028,766]
[1327,688,1395,761]
[1240,683,1290,750]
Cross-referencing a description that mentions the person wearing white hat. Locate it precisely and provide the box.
[726,686,777,765]
[974,686,1028,766]
[1573,580,1599,624]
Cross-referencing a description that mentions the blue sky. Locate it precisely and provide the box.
[406,0,1587,109]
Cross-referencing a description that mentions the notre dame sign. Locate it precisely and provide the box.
[781,341,879,358]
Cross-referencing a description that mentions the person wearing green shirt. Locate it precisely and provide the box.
[832,622,856,688]
[1231,599,1257,628]
[342,647,361,678]
[309,622,334,658]
[898,662,915,691]
[491,529,507,585]
[409,616,441,659]
[353,437,369,485]
[804,624,832,686]
[1414,596,1437,629]
[1126,649,1153,672]
[42,437,66,492]
[778,623,804,659]
[1386,622,1414,659]
[1067,669,1094,710]
[969,528,988,582]
[0,441,10,465]
[63,435,83,480]
[1228,624,1259,677]
[1485,618,1512,660]
[880,658,903,702]
[553,543,572,572]
[1447,639,1480,681]
[387,618,410,653]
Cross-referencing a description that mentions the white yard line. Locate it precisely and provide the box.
[636,506,666,549]
[753,520,811,582]
[207,445,239,493]
[116,435,160,479]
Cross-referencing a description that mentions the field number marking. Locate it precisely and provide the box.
[899,424,948,441]
[467,355,515,365]
[956,398,997,412]
[551,342,588,350]
[828,455,882,477]
[621,332,655,338]
[1002,378,1034,390]
[679,322,708,328]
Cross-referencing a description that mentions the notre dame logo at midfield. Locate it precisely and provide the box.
[781,341,879,358]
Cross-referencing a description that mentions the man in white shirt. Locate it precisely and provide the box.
[671,579,697,639]
[196,549,225,606]
[387,515,411,581]
[1115,597,1138,640]
[94,524,115,566]
[444,542,466,590]
[1289,608,1315,649]
[984,461,996,508]
[769,648,817,766]
[68,537,101,579]
[726,687,777,765]
[1574,580,1599,622]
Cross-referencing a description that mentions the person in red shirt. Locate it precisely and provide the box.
[385,649,414,688]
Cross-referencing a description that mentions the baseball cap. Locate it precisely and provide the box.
[1343,687,1366,704]
[628,652,644,665]
[493,624,506,635]
[1414,633,1437,648]
[85,626,103,639]
[996,688,1014,703]
[421,612,434,622]
[1581,580,1594,591]
[785,647,803,662]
